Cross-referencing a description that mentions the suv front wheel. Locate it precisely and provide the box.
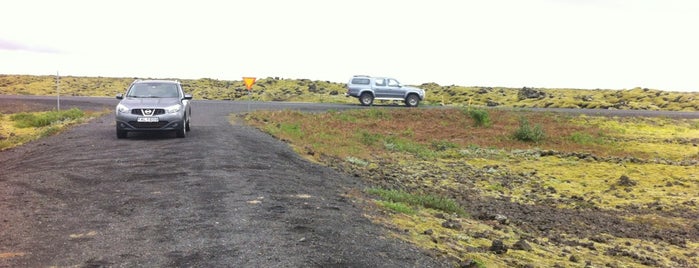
[176,125,186,138]
[116,127,127,139]
[405,94,420,107]
[359,92,374,106]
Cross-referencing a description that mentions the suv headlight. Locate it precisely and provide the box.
[116,104,129,114]
[165,104,182,114]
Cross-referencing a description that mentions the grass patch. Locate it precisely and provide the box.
[375,200,416,214]
[11,108,85,128]
[569,131,604,145]
[383,137,436,159]
[366,187,466,216]
[430,140,458,151]
[1,108,98,150]
[365,108,391,120]
[357,130,382,146]
[278,123,302,137]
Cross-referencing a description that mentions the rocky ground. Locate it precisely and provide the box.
[316,150,699,267]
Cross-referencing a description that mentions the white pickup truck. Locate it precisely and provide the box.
[345,75,426,107]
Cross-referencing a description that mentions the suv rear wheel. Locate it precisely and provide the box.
[405,94,420,107]
[359,92,374,106]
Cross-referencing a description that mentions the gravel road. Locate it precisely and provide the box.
[1,95,696,267]
[0,96,448,267]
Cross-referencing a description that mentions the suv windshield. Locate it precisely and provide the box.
[127,83,180,98]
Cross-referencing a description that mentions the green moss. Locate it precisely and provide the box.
[246,105,699,267]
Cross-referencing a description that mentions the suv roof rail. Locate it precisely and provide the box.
[353,75,370,77]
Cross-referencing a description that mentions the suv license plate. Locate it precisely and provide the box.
[137,117,159,123]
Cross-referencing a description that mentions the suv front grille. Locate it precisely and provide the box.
[128,121,170,128]
[131,109,165,116]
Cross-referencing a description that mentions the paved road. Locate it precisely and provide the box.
[0,96,447,267]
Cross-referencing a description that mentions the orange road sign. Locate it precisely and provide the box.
[243,77,256,90]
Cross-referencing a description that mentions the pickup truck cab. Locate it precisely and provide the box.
[345,75,425,107]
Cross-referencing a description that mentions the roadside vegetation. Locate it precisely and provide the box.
[245,107,699,267]
[0,108,102,150]
[2,74,698,111]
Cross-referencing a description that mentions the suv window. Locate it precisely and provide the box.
[128,83,180,98]
[375,78,386,86]
[351,78,370,85]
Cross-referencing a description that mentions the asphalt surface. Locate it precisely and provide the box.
[0,96,448,267]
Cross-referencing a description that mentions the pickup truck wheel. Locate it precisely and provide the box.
[405,94,420,107]
[359,93,374,106]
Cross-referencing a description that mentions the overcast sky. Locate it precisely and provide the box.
[1,0,697,92]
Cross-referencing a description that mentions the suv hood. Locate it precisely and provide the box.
[119,97,181,108]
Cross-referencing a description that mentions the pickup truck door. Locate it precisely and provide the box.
[386,78,405,98]
[372,78,391,98]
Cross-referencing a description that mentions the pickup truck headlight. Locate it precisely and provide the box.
[116,104,129,114]
[165,104,182,114]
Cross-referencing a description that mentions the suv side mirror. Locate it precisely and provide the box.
[183,94,193,100]
[116,93,123,99]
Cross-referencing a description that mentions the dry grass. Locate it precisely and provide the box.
[0,109,107,150]
[245,107,699,267]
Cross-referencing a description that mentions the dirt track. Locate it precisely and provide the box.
[0,96,448,267]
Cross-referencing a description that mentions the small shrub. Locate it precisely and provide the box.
[467,108,492,127]
[401,128,415,138]
[513,117,545,142]
[419,194,464,215]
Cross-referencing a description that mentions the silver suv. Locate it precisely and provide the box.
[115,79,192,138]
[345,75,425,107]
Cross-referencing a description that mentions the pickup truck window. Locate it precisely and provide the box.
[351,78,370,85]
[388,79,400,87]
